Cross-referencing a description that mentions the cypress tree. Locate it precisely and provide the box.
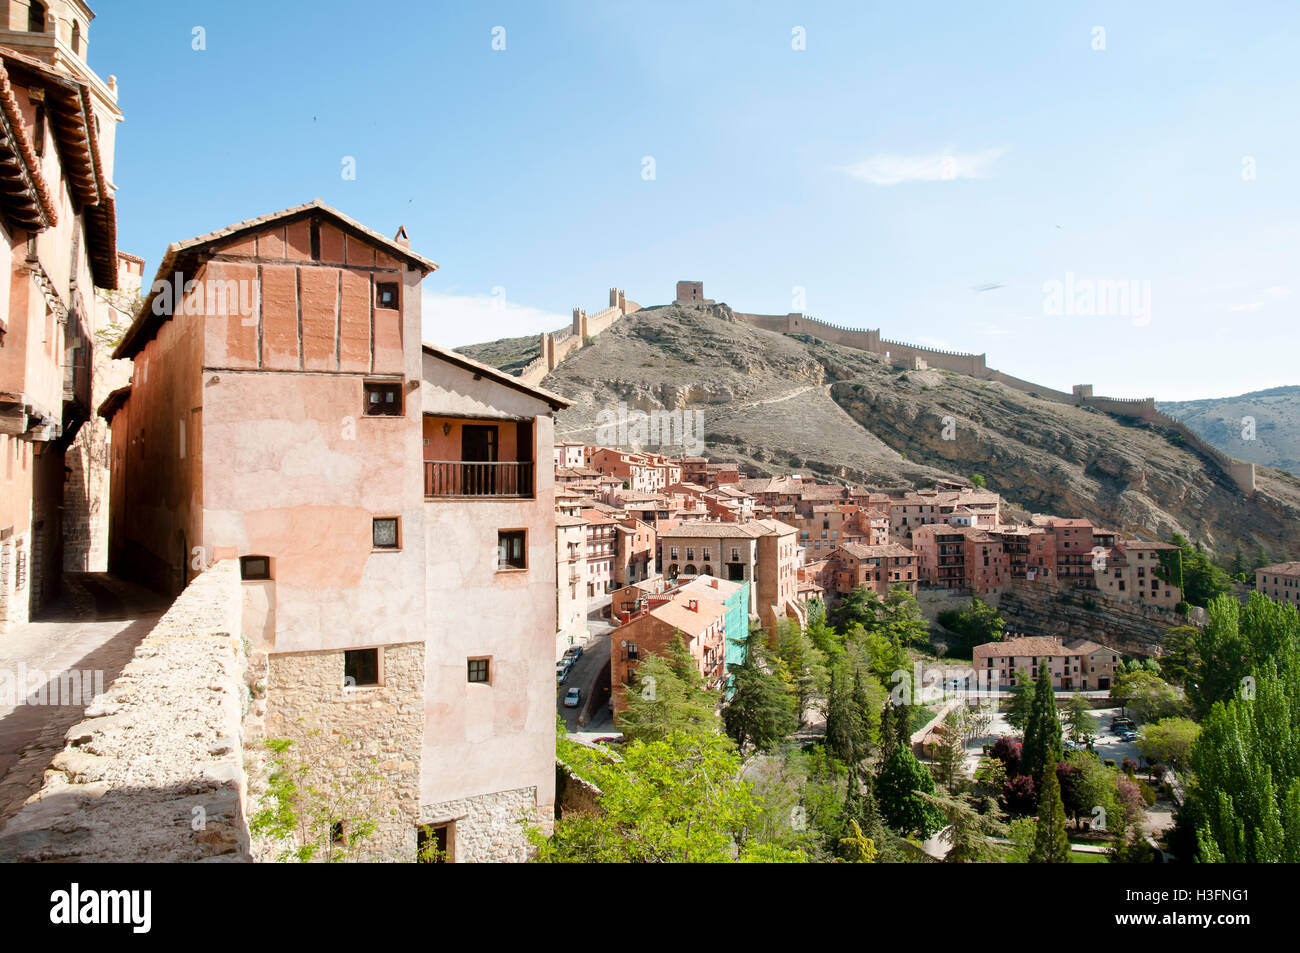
[1029,756,1071,863]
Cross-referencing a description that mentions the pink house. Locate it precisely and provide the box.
[103,201,570,861]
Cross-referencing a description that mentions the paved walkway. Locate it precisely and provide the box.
[0,573,169,829]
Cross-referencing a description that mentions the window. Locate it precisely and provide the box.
[330,821,346,845]
[467,658,490,683]
[627,642,639,660]
[28,1,45,33]
[344,648,380,687]
[33,105,44,156]
[372,517,399,549]
[498,530,527,570]
[417,824,451,863]
[376,282,399,310]
[363,381,403,416]
[240,555,271,580]
[71,20,81,55]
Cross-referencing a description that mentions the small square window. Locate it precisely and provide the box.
[376,282,399,310]
[373,517,399,549]
[240,555,270,580]
[363,381,403,416]
[498,530,527,570]
[344,648,380,687]
[467,658,490,683]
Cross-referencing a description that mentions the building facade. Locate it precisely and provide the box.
[103,201,568,861]
[0,10,122,630]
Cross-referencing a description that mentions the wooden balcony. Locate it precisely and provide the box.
[424,460,534,499]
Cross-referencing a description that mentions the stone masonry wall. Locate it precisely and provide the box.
[0,559,252,862]
[419,784,549,862]
[993,578,1183,655]
[262,642,424,862]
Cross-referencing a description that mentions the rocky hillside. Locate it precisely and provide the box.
[460,303,1300,560]
[1160,386,1300,477]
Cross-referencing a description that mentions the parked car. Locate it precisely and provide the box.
[1111,717,1135,730]
[1118,729,1138,742]
[564,644,583,662]
[556,661,572,683]
[564,687,581,708]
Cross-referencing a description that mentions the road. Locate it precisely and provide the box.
[558,608,616,734]
[0,573,169,829]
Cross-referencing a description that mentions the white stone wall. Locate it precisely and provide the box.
[263,641,424,862]
[419,785,550,863]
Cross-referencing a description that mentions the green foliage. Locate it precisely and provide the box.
[937,596,1006,644]
[1006,666,1036,732]
[1164,534,1232,608]
[774,618,829,721]
[1021,661,1062,783]
[921,791,1008,862]
[1064,693,1094,743]
[1029,765,1072,863]
[1186,592,1300,718]
[248,734,387,863]
[1110,669,1186,724]
[722,628,798,754]
[1181,653,1300,863]
[876,744,942,838]
[619,633,721,742]
[532,730,807,863]
[838,819,877,862]
[969,473,986,488]
[1135,717,1199,767]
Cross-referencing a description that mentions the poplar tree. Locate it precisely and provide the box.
[1029,760,1072,863]
[1021,660,1062,783]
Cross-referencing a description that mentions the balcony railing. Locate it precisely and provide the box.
[424,460,534,498]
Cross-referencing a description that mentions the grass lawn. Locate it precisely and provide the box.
[1070,849,1110,863]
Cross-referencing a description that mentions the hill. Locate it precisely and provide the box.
[459,303,1300,561]
[1159,386,1300,477]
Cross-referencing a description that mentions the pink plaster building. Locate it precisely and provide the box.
[102,201,570,862]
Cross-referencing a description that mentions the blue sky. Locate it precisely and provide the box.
[92,1,1299,400]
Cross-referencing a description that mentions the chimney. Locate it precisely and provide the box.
[710,578,718,588]
[687,599,698,612]
[394,225,410,247]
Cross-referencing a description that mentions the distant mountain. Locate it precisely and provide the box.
[1159,386,1300,477]
[460,304,1300,561]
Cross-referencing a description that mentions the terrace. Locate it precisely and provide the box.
[422,415,535,499]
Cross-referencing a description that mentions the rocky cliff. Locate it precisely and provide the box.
[460,303,1300,560]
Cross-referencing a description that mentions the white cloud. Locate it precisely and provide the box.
[421,290,569,348]
[841,148,1007,186]
[1229,285,1291,313]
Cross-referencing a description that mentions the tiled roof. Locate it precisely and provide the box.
[973,636,1072,658]
[1259,562,1300,575]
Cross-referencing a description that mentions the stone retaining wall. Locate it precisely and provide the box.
[0,559,252,862]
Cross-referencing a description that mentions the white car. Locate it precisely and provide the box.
[563,687,581,708]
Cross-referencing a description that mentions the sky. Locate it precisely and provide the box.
[90,1,1300,401]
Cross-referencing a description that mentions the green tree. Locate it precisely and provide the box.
[532,730,807,863]
[937,596,1006,644]
[774,619,829,722]
[1110,669,1185,724]
[930,708,969,795]
[1064,693,1094,743]
[1029,758,1071,863]
[249,734,388,863]
[722,629,798,754]
[619,634,720,742]
[876,744,942,838]
[921,790,1008,862]
[1164,534,1232,608]
[1021,660,1062,783]
[1135,717,1199,768]
[1181,654,1300,862]
[1159,625,1201,687]
[838,819,877,862]
[825,662,868,766]
[970,473,986,488]
[1006,666,1036,732]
